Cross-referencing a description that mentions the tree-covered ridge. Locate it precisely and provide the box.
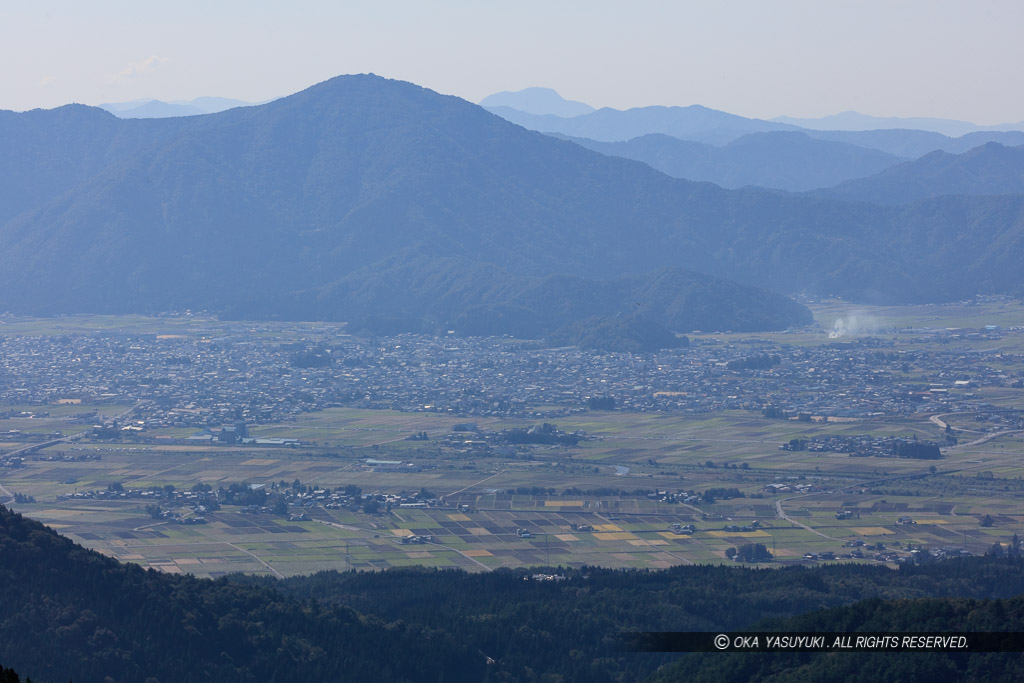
[548,315,687,353]
[0,664,26,683]
[228,261,812,338]
[263,557,1024,682]
[0,506,484,683]
[4,504,1024,682]
[819,142,1024,204]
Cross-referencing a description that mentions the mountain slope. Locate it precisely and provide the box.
[2,74,1024,322]
[560,131,906,191]
[0,104,124,225]
[803,128,1024,158]
[0,505,484,682]
[819,142,1024,204]
[233,260,812,336]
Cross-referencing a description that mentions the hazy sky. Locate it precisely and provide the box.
[4,0,1023,123]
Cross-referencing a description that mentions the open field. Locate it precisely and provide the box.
[4,404,1024,577]
[0,313,349,338]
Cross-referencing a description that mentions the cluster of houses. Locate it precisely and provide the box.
[0,454,24,469]
[145,506,210,524]
[763,481,827,495]
[399,534,434,545]
[1,317,1021,441]
[806,545,972,564]
[780,434,949,458]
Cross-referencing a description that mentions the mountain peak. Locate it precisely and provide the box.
[479,87,594,118]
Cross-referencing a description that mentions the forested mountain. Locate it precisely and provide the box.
[226,262,811,339]
[548,315,688,353]
[558,131,905,191]
[264,554,1024,682]
[819,142,1024,204]
[0,505,484,683]
[0,105,123,226]
[5,505,1024,682]
[0,664,25,683]
[3,74,1024,327]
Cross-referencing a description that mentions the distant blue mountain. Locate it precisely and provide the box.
[479,87,594,117]
[99,96,253,119]
[99,100,205,118]
[484,103,798,144]
[3,73,1024,324]
[487,102,1024,158]
[557,131,906,191]
[817,142,1024,204]
[774,111,1024,138]
[801,128,1024,158]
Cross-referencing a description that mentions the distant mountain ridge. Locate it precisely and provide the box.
[557,131,907,191]
[817,142,1024,204]
[480,86,1024,139]
[478,87,594,117]
[484,102,798,145]
[800,128,1024,158]
[774,110,1024,137]
[99,96,255,119]
[484,97,1024,157]
[2,74,1024,331]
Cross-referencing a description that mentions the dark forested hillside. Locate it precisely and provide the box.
[227,262,812,337]
[0,664,25,683]
[2,74,1024,324]
[0,506,485,683]
[548,315,687,353]
[267,558,1024,682]
[4,505,1024,682]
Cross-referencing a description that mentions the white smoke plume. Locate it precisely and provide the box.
[827,313,882,339]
